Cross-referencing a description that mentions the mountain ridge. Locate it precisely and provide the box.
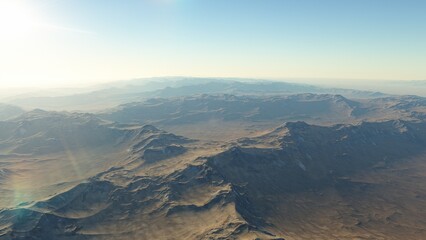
[2,115,426,239]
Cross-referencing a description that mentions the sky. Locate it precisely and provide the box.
[0,0,425,88]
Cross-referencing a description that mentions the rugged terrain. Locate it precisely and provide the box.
[1,106,426,239]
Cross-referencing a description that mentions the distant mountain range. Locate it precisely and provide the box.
[5,77,387,111]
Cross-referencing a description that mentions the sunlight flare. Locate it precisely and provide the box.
[0,0,39,38]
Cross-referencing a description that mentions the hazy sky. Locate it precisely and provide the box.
[0,0,425,88]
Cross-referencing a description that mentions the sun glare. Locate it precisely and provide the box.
[0,1,38,38]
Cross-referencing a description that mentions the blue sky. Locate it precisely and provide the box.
[0,0,425,87]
